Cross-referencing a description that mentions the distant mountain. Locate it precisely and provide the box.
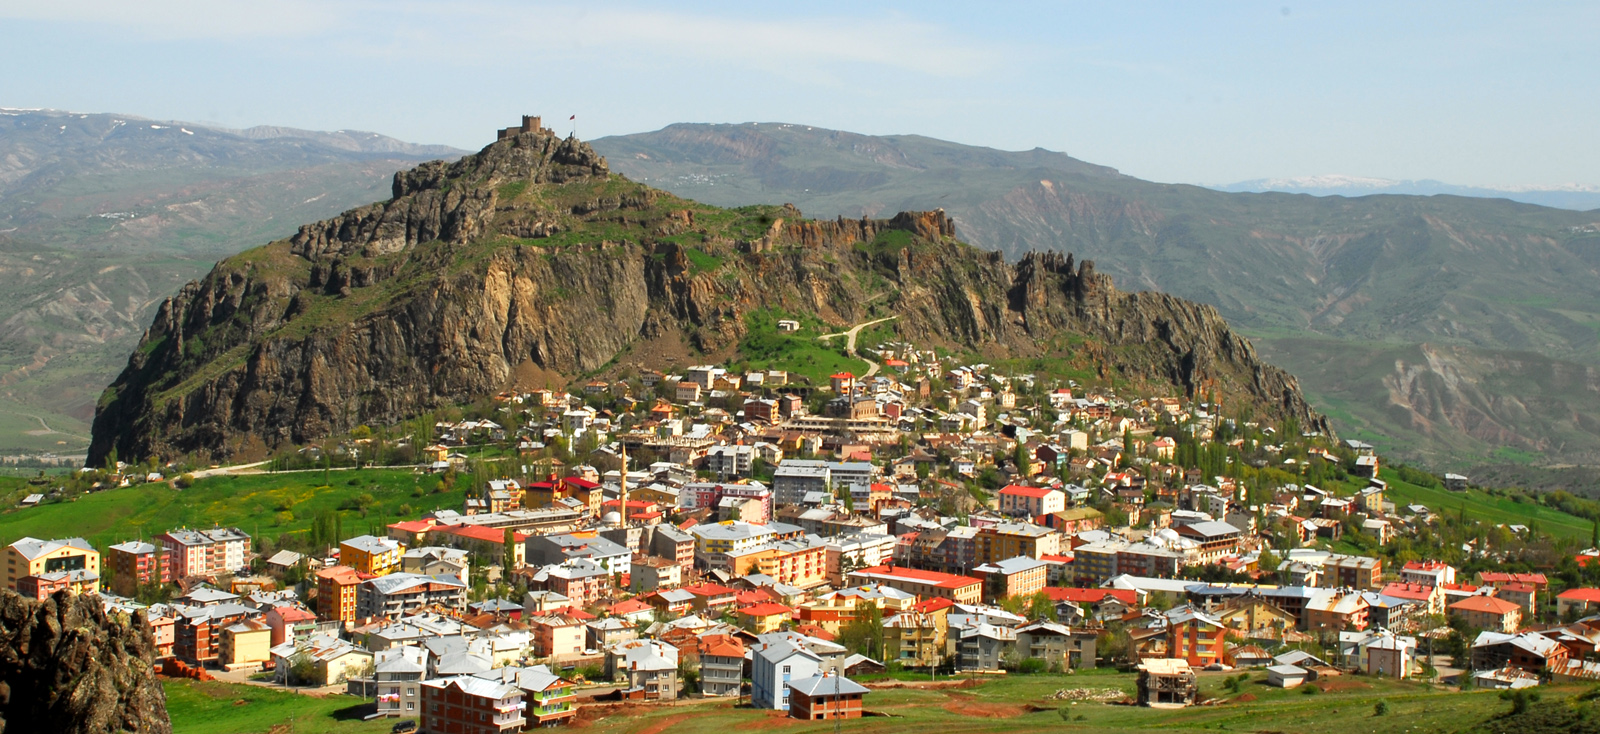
[0,109,465,454]
[593,123,1600,476]
[1216,175,1600,212]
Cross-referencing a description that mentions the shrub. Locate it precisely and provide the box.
[175,473,196,489]
[1301,684,1319,695]
[1374,700,1389,716]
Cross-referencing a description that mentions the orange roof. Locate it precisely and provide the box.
[999,484,1055,499]
[683,583,736,597]
[388,520,435,533]
[910,597,957,614]
[1479,571,1547,585]
[444,525,530,544]
[315,565,362,584]
[700,633,746,658]
[850,565,981,590]
[1558,588,1600,603]
[737,602,793,618]
[831,372,855,379]
[1449,596,1521,615]
[1380,582,1435,600]
[1041,587,1138,605]
[608,599,652,615]
[1500,582,1536,593]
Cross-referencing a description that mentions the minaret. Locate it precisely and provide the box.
[616,443,629,528]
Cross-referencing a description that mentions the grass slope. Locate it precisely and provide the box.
[1373,467,1594,542]
[165,679,387,734]
[0,468,464,550]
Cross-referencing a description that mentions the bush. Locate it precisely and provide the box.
[175,473,196,489]
[1374,700,1389,716]
[1301,684,1319,695]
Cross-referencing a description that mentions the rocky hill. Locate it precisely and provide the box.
[0,590,170,733]
[592,123,1600,473]
[88,122,1326,463]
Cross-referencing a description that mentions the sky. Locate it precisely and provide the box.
[0,1,1595,187]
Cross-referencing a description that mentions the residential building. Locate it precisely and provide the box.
[528,614,585,660]
[530,559,609,608]
[997,485,1066,518]
[845,565,983,604]
[699,634,746,697]
[174,603,256,666]
[357,573,468,620]
[1136,659,1197,707]
[1173,522,1242,563]
[526,532,630,575]
[1015,621,1098,670]
[156,527,251,579]
[1339,629,1417,678]
[786,672,868,721]
[316,565,362,625]
[1557,588,1600,618]
[1323,555,1382,591]
[975,522,1060,562]
[752,638,822,710]
[107,541,165,596]
[957,622,1016,671]
[773,461,831,505]
[4,537,100,594]
[608,639,680,700]
[1304,589,1370,632]
[401,547,470,579]
[340,535,404,577]
[1450,595,1522,634]
[1472,631,1569,675]
[374,645,429,718]
[263,604,318,647]
[1166,608,1227,667]
[420,676,526,734]
[217,618,273,669]
[972,556,1049,600]
[270,632,373,687]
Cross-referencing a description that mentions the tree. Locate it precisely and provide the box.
[288,651,318,686]
[838,600,885,659]
[1027,591,1058,622]
[1500,688,1540,715]
[503,528,518,569]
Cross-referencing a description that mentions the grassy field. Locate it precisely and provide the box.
[165,679,389,734]
[0,468,467,550]
[736,308,871,386]
[166,670,1558,734]
[1373,467,1594,542]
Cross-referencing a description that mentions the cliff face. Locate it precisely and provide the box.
[90,127,1326,463]
[0,590,170,734]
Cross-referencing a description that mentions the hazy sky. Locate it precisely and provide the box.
[1,1,1595,187]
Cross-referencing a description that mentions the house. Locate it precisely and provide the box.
[1165,608,1227,667]
[1172,522,1242,563]
[608,639,680,700]
[699,634,746,697]
[737,603,794,634]
[1214,593,1298,640]
[1136,658,1197,707]
[372,646,429,718]
[269,632,372,686]
[1304,589,1369,632]
[1450,595,1522,634]
[957,622,1016,671]
[529,559,609,608]
[1557,588,1600,618]
[263,605,319,647]
[1266,664,1308,688]
[1339,629,1417,678]
[419,676,525,734]
[217,619,273,670]
[786,672,868,721]
[1015,621,1098,670]
[1472,631,1568,675]
[1323,555,1382,590]
[1380,582,1444,616]
[174,603,256,666]
[499,667,579,729]
[752,638,823,710]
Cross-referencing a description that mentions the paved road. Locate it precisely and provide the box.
[818,316,897,378]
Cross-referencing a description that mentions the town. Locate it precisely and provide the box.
[9,335,1600,733]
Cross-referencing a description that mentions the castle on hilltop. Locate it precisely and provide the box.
[497,115,550,140]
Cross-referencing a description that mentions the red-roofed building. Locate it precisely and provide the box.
[432,525,528,568]
[315,565,362,625]
[386,519,436,546]
[1477,571,1548,592]
[1450,595,1522,633]
[1380,582,1443,616]
[1399,560,1456,587]
[998,485,1066,518]
[607,598,654,622]
[909,597,957,615]
[683,583,739,613]
[1558,588,1600,618]
[845,565,982,604]
[736,603,794,633]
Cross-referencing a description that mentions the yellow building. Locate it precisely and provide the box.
[339,535,403,577]
[976,523,1060,563]
[219,619,273,669]
[4,537,99,593]
[736,602,794,634]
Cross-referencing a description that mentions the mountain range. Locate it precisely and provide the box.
[1216,175,1600,212]
[591,123,1600,476]
[0,108,466,455]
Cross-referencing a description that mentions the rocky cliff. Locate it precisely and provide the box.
[89,124,1326,463]
[0,590,170,734]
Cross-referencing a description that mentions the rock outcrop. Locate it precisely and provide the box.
[89,125,1327,463]
[0,590,170,734]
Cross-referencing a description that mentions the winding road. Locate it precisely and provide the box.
[817,316,897,378]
